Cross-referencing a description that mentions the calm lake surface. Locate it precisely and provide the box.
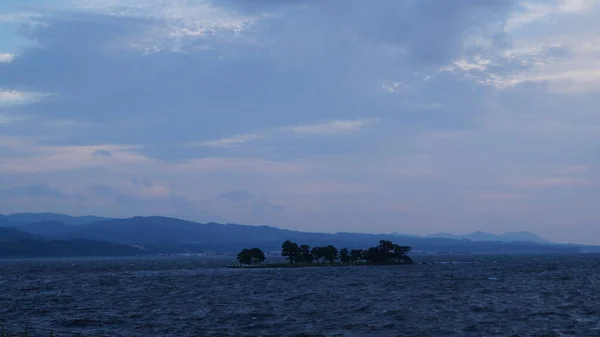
[1,255,599,336]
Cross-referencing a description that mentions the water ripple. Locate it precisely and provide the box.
[1,255,600,336]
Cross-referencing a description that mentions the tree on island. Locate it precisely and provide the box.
[250,248,266,265]
[281,240,300,264]
[234,239,412,268]
[236,249,252,265]
[311,246,324,263]
[339,248,350,264]
[277,240,410,265]
[322,245,339,264]
[299,244,313,263]
[350,249,363,263]
[236,248,266,265]
[362,240,412,264]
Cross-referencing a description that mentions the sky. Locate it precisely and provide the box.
[1,0,600,244]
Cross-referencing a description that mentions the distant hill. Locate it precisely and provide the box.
[0,227,39,242]
[16,221,79,239]
[0,213,110,226]
[0,239,142,258]
[0,225,140,257]
[0,213,587,256]
[421,231,552,244]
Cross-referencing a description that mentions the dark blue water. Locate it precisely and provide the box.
[1,255,599,336]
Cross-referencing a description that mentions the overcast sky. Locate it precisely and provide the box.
[1,0,599,244]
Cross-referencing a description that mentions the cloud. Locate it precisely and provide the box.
[174,157,309,174]
[186,133,260,147]
[0,90,48,105]
[234,0,514,66]
[2,0,600,242]
[283,119,379,135]
[445,1,600,94]
[81,182,214,220]
[0,53,14,63]
[0,184,84,201]
[379,80,410,93]
[523,177,600,187]
[0,135,310,176]
[477,35,600,93]
[283,183,380,195]
[506,0,600,31]
[0,12,45,23]
[92,149,113,157]
[68,0,261,53]
[0,141,147,173]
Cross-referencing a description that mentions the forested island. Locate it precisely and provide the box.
[229,239,413,268]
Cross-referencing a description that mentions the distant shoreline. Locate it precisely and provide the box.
[226,262,412,269]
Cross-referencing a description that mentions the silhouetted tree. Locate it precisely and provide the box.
[339,248,350,264]
[392,245,411,263]
[378,240,395,252]
[281,240,299,264]
[350,249,363,263]
[299,244,313,263]
[250,248,265,265]
[361,240,412,264]
[236,248,252,265]
[322,245,338,263]
[311,246,324,263]
[362,247,383,263]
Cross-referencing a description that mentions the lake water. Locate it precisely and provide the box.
[1,255,599,336]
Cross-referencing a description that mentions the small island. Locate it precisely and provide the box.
[227,239,412,268]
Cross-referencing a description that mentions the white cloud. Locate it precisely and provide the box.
[485,35,600,92]
[0,91,26,101]
[0,90,49,105]
[283,119,379,135]
[447,27,600,93]
[457,1,600,93]
[559,0,600,13]
[0,136,307,176]
[379,80,409,93]
[0,142,148,173]
[506,2,555,31]
[506,0,600,31]
[186,133,261,147]
[0,53,14,63]
[442,56,493,72]
[72,0,260,52]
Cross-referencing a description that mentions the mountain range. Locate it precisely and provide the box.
[391,231,552,244]
[0,212,597,257]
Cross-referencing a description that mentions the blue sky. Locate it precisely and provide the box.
[1,0,600,244]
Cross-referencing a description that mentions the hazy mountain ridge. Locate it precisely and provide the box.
[0,238,142,257]
[0,213,110,226]
[0,213,592,257]
[401,231,552,244]
[0,227,40,242]
[4,213,552,244]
